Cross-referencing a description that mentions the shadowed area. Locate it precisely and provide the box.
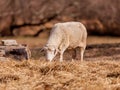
[31,43,120,61]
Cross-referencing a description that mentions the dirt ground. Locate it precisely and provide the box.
[0,36,120,90]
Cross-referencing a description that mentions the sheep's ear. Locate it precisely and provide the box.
[40,46,47,52]
[54,49,58,55]
[40,48,44,52]
[43,46,48,50]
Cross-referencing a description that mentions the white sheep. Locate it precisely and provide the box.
[43,22,87,62]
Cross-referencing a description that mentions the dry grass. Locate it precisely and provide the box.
[0,36,120,90]
[0,60,120,90]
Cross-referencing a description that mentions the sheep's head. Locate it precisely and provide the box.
[43,45,58,61]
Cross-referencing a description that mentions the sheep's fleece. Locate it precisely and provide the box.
[44,22,87,62]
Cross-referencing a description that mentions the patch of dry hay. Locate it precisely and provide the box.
[0,60,120,90]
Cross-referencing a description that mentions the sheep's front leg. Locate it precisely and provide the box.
[59,48,67,62]
[59,40,69,62]
[72,48,77,61]
[60,51,64,62]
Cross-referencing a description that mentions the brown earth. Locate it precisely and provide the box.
[0,0,120,36]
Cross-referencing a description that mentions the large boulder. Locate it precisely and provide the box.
[0,0,120,36]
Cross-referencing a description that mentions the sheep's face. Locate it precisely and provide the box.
[44,45,57,61]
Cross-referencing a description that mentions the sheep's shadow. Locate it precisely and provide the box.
[31,43,120,61]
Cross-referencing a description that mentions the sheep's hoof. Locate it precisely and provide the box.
[72,59,74,62]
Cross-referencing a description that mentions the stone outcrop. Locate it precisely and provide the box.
[0,40,31,60]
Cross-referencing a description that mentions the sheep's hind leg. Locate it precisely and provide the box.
[72,48,77,61]
[80,46,85,62]
[72,50,75,61]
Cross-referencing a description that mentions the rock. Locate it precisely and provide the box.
[1,40,18,46]
[0,40,31,60]
[0,50,5,57]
